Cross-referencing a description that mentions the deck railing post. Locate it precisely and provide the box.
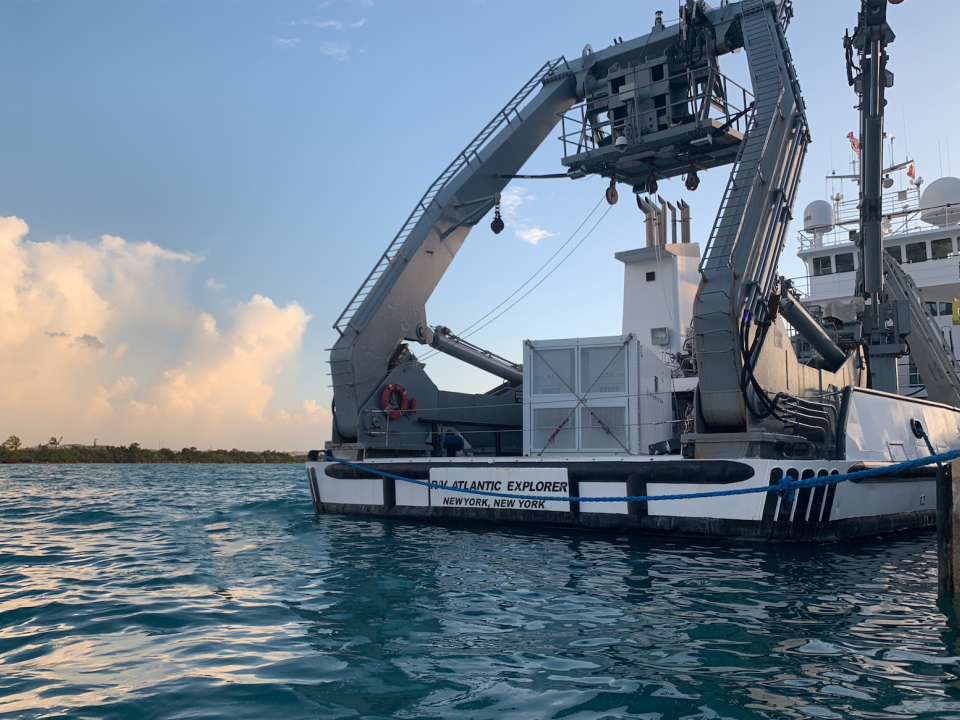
[626,474,648,522]
[938,461,958,597]
[382,477,396,511]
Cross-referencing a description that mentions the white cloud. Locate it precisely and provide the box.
[515,226,556,245]
[0,213,329,451]
[320,0,372,7]
[497,187,555,244]
[294,19,341,28]
[499,186,533,218]
[272,37,302,49]
[290,18,367,31]
[320,41,351,60]
[206,278,225,290]
[124,295,321,449]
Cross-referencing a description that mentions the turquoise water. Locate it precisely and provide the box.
[2,466,960,719]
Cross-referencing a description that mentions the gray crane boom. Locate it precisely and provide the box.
[693,0,810,429]
[882,252,960,408]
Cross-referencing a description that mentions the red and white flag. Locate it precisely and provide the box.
[846,131,861,158]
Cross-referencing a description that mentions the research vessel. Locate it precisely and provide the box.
[307,0,960,540]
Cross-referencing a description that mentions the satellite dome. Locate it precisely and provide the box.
[920,176,960,227]
[803,200,835,233]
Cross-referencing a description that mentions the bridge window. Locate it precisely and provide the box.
[905,241,927,263]
[835,252,855,273]
[925,301,938,317]
[941,302,954,317]
[886,245,902,263]
[813,256,832,276]
[908,356,920,387]
[932,238,953,260]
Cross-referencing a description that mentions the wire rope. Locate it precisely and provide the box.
[419,194,609,361]
[432,203,614,356]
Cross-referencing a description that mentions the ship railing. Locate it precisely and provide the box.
[799,186,923,249]
[797,212,932,250]
[558,68,752,160]
[831,186,921,225]
[777,0,795,32]
[699,87,784,274]
[783,271,857,299]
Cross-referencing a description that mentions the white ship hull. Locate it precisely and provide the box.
[307,389,956,541]
[305,455,936,541]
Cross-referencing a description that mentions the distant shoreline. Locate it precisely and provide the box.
[0,445,304,464]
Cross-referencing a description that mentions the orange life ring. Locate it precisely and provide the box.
[380,382,408,420]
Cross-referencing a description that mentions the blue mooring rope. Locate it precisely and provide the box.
[322,446,960,505]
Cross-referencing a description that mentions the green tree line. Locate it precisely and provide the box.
[1,437,303,464]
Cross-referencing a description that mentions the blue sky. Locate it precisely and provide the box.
[1,0,958,448]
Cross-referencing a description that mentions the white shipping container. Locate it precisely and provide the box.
[522,334,673,456]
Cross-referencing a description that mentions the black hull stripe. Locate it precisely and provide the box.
[324,460,756,484]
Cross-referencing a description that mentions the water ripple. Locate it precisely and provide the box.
[2,465,960,719]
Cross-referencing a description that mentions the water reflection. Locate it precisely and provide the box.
[1,465,959,718]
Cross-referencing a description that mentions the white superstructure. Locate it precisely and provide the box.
[797,164,960,396]
[617,243,701,356]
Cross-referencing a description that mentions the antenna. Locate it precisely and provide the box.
[901,104,910,159]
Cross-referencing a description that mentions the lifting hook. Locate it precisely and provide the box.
[490,198,504,234]
[684,155,700,192]
[645,163,659,195]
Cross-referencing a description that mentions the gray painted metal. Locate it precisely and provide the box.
[423,327,523,386]
[693,0,809,428]
[847,0,900,394]
[851,0,893,299]
[637,197,658,248]
[679,200,691,244]
[779,294,847,373]
[882,252,960,408]
[557,3,749,189]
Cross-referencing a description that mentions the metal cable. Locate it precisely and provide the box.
[419,198,612,362]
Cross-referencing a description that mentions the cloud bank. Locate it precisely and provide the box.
[0,214,328,451]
